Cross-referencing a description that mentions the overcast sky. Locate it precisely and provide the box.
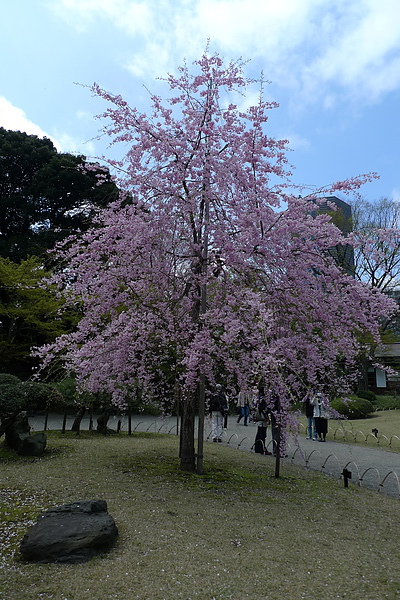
[2,0,400,202]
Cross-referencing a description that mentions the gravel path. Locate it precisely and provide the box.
[30,412,400,499]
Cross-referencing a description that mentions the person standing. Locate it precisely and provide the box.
[209,384,228,443]
[305,396,318,440]
[254,388,271,454]
[311,392,329,442]
[236,388,250,426]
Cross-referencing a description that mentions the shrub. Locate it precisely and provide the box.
[374,395,400,410]
[53,377,77,407]
[356,390,377,403]
[0,373,22,386]
[0,383,27,417]
[22,382,65,412]
[331,397,375,419]
[0,380,65,418]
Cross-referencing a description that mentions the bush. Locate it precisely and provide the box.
[0,383,27,417]
[331,397,375,419]
[53,377,77,407]
[22,382,65,412]
[356,390,377,403]
[0,380,65,418]
[374,395,400,410]
[0,373,22,386]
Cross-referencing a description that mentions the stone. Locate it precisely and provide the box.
[20,499,118,563]
[18,432,47,456]
[2,411,47,456]
[3,411,31,449]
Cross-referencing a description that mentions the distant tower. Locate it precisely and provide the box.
[317,196,354,275]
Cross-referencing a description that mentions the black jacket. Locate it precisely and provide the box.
[209,392,228,414]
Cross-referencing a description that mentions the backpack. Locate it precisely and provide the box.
[254,406,268,422]
[220,397,229,416]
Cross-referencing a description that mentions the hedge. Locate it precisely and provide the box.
[330,397,375,419]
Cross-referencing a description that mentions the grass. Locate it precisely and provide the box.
[1,431,400,600]
[374,395,400,410]
[298,409,400,450]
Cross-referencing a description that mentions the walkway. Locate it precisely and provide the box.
[30,412,400,499]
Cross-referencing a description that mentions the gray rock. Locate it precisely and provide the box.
[18,432,46,456]
[20,499,118,563]
[3,411,46,456]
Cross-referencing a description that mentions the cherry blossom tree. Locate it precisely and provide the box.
[37,50,396,472]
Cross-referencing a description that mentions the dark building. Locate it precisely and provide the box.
[312,195,355,275]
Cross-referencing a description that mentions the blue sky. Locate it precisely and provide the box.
[2,0,400,202]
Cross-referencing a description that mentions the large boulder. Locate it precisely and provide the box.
[20,499,118,563]
[18,432,47,456]
[2,411,46,456]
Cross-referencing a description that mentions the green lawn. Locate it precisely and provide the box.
[298,409,400,450]
[1,431,400,600]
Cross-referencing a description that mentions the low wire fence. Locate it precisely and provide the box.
[30,412,400,500]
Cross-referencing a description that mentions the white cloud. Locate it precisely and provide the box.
[0,97,61,150]
[303,0,400,103]
[52,131,96,156]
[0,97,96,156]
[49,0,152,35]
[285,133,311,151]
[194,0,322,54]
[124,42,175,78]
[49,0,400,106]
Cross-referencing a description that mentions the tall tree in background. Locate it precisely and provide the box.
[0,128,119,262]
[347,198,400,387]
[0,129,120,377]
[0,257,75,379]
[349,198,400,293]
[37,51,396,471]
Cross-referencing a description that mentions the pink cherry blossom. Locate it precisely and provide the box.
[36,50,397,471]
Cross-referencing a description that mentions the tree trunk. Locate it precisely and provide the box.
[97,410,110,435]
[62,411,67,434]
[88,404,94,431]
[128,406,132,436]
[357,357,370,392]
[71,406,86,434]
[43,410,49,432]
[179,392,196,472]
[274,424,281,479]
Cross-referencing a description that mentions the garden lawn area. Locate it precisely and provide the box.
[1,431,400,600]
[299,409,400,450]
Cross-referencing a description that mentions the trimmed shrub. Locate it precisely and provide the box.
[0,383,27,417]
[0,374,22,386]
[374,395,400,410]
[356,390,377,403]
[0,381,65,418]
[22,382,65,412]
[331,397,375,419]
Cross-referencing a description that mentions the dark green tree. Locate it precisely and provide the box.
[0,127,119,261]
[0,257,77,378]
